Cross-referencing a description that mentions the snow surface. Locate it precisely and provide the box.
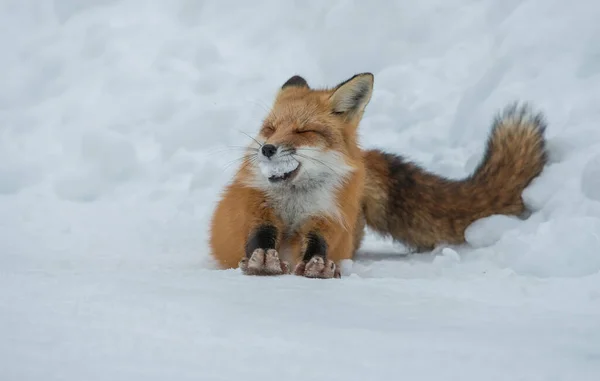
[1,0,600,380]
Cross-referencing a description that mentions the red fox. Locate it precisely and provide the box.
[209,73,547,278]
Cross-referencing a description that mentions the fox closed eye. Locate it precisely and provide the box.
[261,125,275,136]
[296,128,332,145]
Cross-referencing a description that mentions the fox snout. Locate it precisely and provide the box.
[257,144,301,183]
[259,144,296,160]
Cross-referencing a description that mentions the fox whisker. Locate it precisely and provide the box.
[293,153,339,175]
[295,147,323,153]
[238,156,258,173]
[210,146,259,155]
[223,154,257,170]
[237,130,264,148]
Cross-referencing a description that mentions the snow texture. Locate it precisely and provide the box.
[258,155,300,179]
[1,0,600,380]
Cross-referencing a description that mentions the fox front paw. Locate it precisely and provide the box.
[293,256,341,279]
[239,249,290,276]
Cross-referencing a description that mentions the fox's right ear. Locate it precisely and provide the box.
[329,73,374,117]
[281,75,309,89]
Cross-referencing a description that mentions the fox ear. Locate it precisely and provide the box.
[281,75,309,89]
[329,73,374,116]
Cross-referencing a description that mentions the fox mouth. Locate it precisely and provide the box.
[258,157,301,184]
[268,164,301,183]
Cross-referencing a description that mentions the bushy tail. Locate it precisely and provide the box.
[362,103,548,251]
[468,103,547,200]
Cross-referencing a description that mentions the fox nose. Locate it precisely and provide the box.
[261,144,277,158]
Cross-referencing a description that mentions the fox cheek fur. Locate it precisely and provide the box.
[209,72,548,277]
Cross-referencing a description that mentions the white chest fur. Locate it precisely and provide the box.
[244,147,353,233]
[265,181,341,232]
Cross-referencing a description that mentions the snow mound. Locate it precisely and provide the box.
[465,215,525,248]
[582,153,600,202]
[492,217,600,278]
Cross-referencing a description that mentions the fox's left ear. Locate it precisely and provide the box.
[281,75,309,89]
[329,73,374,117]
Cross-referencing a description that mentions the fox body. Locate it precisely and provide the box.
[209,73,547,278]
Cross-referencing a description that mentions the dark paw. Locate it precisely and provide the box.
[293,256,341,279]
[239,249,290,276]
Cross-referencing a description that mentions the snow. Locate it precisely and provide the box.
[1,0,600,380]
[258,155,300,179]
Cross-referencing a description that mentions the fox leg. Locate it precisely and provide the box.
[239,224,291,276]
[293,232,340,279]
[210,185,290,275]
[293,218,353,279]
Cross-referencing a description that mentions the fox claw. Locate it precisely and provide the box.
[239,249,290,276]
[294,256,341,279]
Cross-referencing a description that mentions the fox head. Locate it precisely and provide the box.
[244,73,374,190]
